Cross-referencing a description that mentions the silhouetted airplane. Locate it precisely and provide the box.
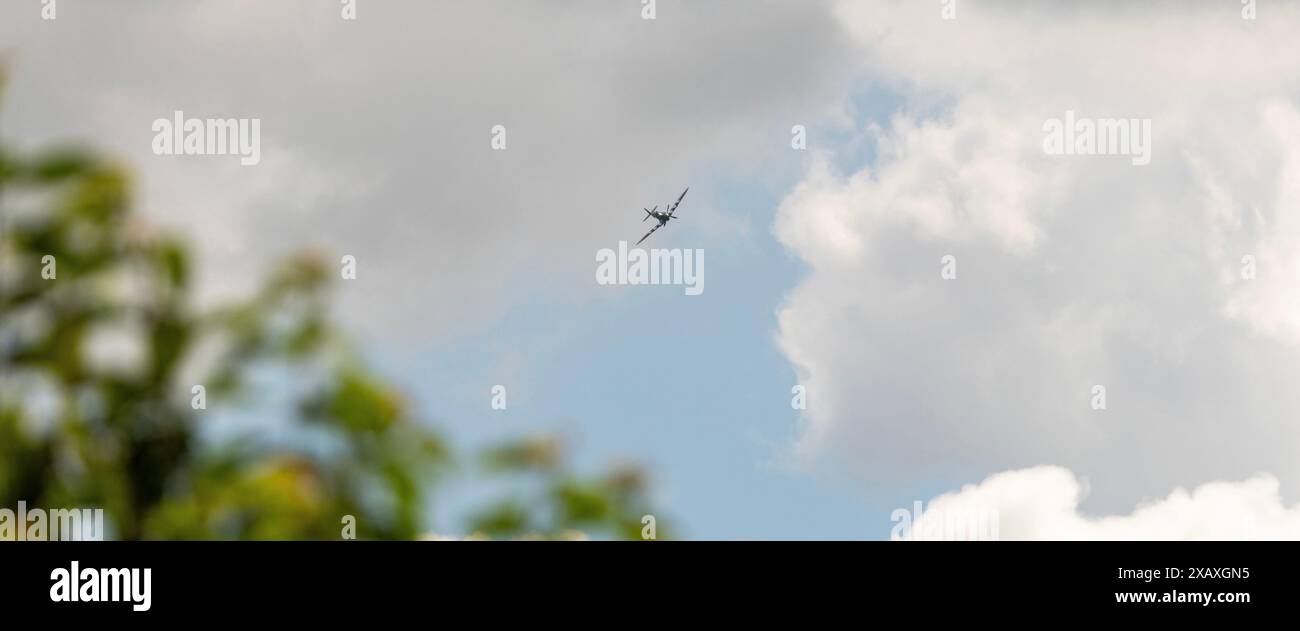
[636,187,688,245]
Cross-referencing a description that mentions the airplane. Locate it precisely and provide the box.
[635,187,688,246]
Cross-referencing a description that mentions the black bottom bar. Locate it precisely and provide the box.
[1,541,1289,620]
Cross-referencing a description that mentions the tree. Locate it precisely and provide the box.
[0,71,662,540]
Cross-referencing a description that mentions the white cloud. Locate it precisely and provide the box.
[912,466,1300,540]
[776,0,1300,512]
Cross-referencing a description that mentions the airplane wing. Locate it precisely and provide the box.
[635,223,662,246]
[667,187,689,217]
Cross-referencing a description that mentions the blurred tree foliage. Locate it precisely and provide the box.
[0,72,662,540]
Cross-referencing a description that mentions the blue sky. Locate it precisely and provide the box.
[365,151,880,539]
[350,82,961,539]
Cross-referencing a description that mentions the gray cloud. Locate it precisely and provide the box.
[2,0,854,339]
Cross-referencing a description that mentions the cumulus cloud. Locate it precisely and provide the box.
[776,0,1300,512]
[910,466,1300,540]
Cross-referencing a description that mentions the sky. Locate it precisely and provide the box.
[5,0,1300,539]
